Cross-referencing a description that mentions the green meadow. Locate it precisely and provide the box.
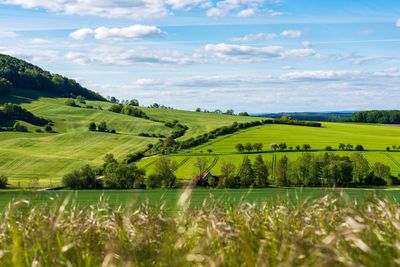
[138,123,400,179]
[0,89,258,186]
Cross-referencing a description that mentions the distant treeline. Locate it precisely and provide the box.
[352,110,400,124]
[257,112,353,122]
[0,54,105,100]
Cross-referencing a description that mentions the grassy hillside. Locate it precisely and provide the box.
[138,122,400,179]
[0,89,262,187]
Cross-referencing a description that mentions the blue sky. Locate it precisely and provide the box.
[0,0,400,112]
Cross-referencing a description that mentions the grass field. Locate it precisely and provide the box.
[138,123,400,179]
[1,188,400,210]
[0,89,260,186]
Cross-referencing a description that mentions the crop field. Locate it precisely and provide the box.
[138,123,400,179]
[1,188,400,210]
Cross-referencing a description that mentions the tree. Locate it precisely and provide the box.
[88,122,97,131]
[302,144,311,151]
[62,165,102,189]
[0,175,8,189]
[346,144,353,150]
[325,146,333,151]
[207,149,213,153]
[65,99,78,107]
[240,157,255,187]
[153,157,177,188]
[253,143,263,152]
[295,145,301,151]
[225,109,234,115]
[245,143,253,152]
[372,162,392,185]
[338,143,346,150]
[148,174,162,188]
[76,95,86,104]
[129,99,139,106]
[195,107,201,112]
[238,112,249,116]
[351,153,370,184]
[270,143,278,151]
[0,78,13,97]
[275,156,289,186]
[355,144,364,151]
[219,162,238,188]
[104,163,145,189]
[97,121,108,132]
[253,155,269,187]
[235,143,245,153]
[278,143,287,151]
[195,157,209,177]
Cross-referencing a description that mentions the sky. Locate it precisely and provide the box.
[0,0,400,113]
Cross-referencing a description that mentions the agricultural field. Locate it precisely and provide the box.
[0,89,259,187]
[138,123,400,179]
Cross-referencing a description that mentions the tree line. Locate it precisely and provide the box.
[352,110,400,124]
[235,143,367,153]
[206,153,397,189]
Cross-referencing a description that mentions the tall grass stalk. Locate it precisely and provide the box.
[0,192,400,266]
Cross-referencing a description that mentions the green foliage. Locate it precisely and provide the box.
[373,162,392,185]
[240,157,255,187]
[152,157,177,188]
[0,77,12,97]
[44,124,52,133]
[353,110,400,124]
[13,122,28,132]
[88,122,96,131]
[65,98,79,107]
[104,162,145,189]
[62,165,102,189]
[0,175,7,188]
[3,103,48,126]
[253,155,269,187]
[97,121,108,132]
[0,54,105,100]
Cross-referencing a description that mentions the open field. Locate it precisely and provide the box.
[1,188,400,210]
[138,122,400,179]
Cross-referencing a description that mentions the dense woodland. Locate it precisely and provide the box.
[352,110,400,124]
[0,54,104,100]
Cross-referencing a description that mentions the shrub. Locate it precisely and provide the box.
[355,144,364,151]
[97,121,108,132]
[44,124,53,133]
[13,122,28,132]
[65,99,78,107]
[88,122,97,131]
[325,146,334,151]
[0,175,7,188]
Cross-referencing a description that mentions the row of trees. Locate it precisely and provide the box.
[108,104,148,119]
[353,110,400,124]
[234,143,369,153]
[214,153,396,188]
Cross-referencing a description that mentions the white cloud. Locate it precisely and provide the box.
[237,8,257,17]
[267,9,285,16]
[70,25,165,40]
[204,43,315,62]
[30,38,52,45]
[281,30,302,38]
[230,32,277,42]
[65,47,197,66]
[0,30,18,38]
[279,70,364,81]
[207,7,225,17]
[397,19,400,27]
[0,46,58,62]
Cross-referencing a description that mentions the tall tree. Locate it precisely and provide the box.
[253,155,269,187]
[240,158,255,187]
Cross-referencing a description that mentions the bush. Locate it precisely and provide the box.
[65,99,79,107]
[44,124,52,133]
[0,175,8,188]
[355,144,364,151]
[88,122,96,131]
[325,146,334,151]
[97,121,108,132]
[13,122,28,132]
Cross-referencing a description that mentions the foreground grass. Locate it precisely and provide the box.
[1,191,400,266]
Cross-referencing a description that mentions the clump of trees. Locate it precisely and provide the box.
[62,165,103,189]
[0,175,8,189]
[108,104,149,119]
[2,103,49,126]
[164,120,189,139]
[338,143,364,151]
[88,122,116,134]
[0,77,13,97]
